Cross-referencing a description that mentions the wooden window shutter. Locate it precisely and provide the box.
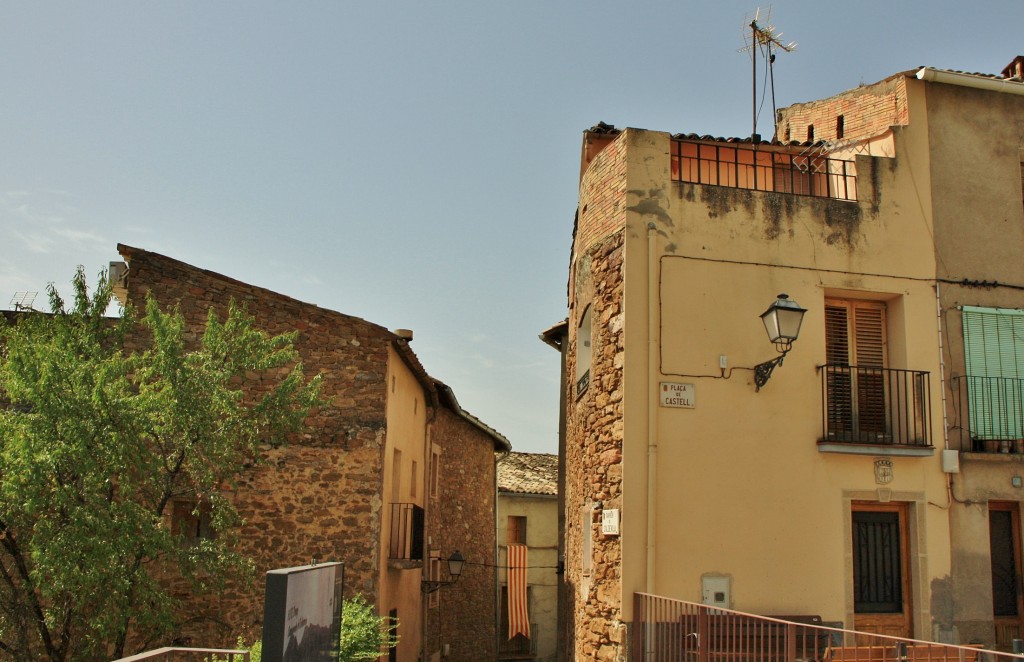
[825,299,888,439]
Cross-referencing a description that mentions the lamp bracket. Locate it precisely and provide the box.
[753,351,788,391]
[420,579,456,594]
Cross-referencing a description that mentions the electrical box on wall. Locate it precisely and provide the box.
[941,449,960,474]
[602,509,620,536]
[701,575,731,610]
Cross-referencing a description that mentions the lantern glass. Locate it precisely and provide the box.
[760,294,806,344]
[447,550,465,578]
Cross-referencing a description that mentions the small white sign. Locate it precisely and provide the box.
[602,509,620,536]
[660,382,695,408]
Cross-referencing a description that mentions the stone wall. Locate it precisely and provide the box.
[118,244,393,647]
[426,407,499,662]
[565,230,626,661]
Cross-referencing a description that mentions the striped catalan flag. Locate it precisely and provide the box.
[507,543,530,639]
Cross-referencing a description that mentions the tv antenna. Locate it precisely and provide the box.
[739,7,796,140]
[9,291,38,311]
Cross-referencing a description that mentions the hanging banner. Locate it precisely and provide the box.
[507,543,530,639]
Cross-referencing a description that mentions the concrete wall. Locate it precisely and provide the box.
[380,345,429,660]
[917,75,1024,646]
[497,491,559,661]
[564,119,957,658]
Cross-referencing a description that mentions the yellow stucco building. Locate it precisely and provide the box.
[497,452,560,662]
[551,55,1024,660]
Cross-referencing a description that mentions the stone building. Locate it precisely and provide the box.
[497,451,559,662]
[111,244,509,661]
[549,55,1024,659]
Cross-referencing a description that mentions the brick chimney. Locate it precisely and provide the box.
[1001,55,1024,80]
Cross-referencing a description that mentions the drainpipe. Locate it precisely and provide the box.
[935,284,951,451]
[646,223,659,592]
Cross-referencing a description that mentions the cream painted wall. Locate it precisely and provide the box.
[380,346,429,661]
[612,126,952,635]
[914,74,1024,646]
[497,492,559,661]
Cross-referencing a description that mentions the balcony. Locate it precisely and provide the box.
[818,365,932,453]
[497,624,538,660]
[671,139,857,201]
[952,375,1024,453]
[388,503,424,565]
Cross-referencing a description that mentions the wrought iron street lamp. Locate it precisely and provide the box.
[421,550,465,593]
[754,293,807,391]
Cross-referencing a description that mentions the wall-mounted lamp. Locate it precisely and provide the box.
[754,293,807,391]
[421,550,465,593]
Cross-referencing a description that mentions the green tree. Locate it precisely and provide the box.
[0,268,320,661]
[337,595,398,661]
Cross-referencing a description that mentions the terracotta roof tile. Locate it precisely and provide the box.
[498,452,558,496]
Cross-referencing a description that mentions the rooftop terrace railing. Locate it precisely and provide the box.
[671,139,858,201]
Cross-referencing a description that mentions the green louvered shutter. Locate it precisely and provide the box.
[962,306,1024,439]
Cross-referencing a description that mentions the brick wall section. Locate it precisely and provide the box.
[577,131,628,258]
[426,407,498,662]
[777,73,909,143]
[565,230,626,661]
[118,244,393,647]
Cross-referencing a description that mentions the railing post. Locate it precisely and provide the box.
[632,592,642,662]
[786,622,797,662]
[698,608,710,662]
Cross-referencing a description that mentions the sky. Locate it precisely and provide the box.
[2,1,1023,454]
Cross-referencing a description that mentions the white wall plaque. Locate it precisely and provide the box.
[601,509,620,536]
[660,382,695,408]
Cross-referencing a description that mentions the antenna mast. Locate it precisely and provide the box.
[740,7,796,140]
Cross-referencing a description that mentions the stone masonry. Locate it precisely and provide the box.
[113,244,505,660]
[426,403,499,662]
[565,227,627,662]
[117,243,394,647]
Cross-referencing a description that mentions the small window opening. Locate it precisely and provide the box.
[576,306,593,398]
[807,124,815,142]
[507,515,527,545]
[836,115,845,139]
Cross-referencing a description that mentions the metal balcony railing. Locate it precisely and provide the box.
[388,503,424,561]
[498,624,538,659]
[671,139,858,201]
[819,365,931,447]
[951,375,1024,453]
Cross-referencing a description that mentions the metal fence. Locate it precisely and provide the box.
[632,593,999,662]
[113,647,249,662]
[671,140,858,201]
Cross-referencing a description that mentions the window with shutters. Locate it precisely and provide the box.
[822,298,931,448]
[825,299,889,441]
[962,306,1024,442]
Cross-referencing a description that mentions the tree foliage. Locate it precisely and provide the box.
[337,595,398,661]
[0,268,320,661]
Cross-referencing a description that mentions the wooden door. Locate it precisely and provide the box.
[989,502,1023,647]
[852,503,912,638]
